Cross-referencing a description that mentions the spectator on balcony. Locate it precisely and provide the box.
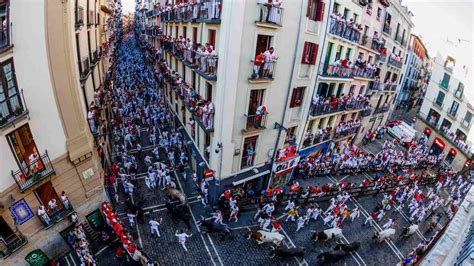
[253,52,265,79]
[60,191,71,210]
[185,38,193,63]
[263,47,278,78]
[206,0,220,19]
[268,0,283,24]
[196,45,209,73]
[246,144,255,166]
[255,105,267,128]
[38,205,51,226]
[207,45,217,75]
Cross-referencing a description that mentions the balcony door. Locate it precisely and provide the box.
[255,35,272,56]
[7,124,42,175]
[34,181,64,215]
[0,216,15,244]
[247,89,265,115]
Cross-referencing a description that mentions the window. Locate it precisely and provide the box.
[0,60,22,124]
[183,26,187,39]
[449,101,459,116]
[455,83,464,98]
[285,126,297,144]
[255,34,273,56]
[455,129,467,141]
[376,8,382,20]
[307,0,325,21]
[345,48,352,60]
[192,27,198,44]
[175,26,178,38]
[7,124,42,174]
[301,42,318,65]
[463,111,472,127]
[290,87,305,108]
[206,83,212,101]
[208,29,216,47]
[435,91,445,106]
[441,73,450,89]
[34,181,64,216]
[359,85,365,95]
[0,1,10,49]
[440,119,452,130]
[248,89,265,115]
[241,136,258,169]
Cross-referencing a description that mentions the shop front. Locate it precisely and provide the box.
[431,137,445,156]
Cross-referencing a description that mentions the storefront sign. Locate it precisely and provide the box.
[204,169,215,181]
[434,137,445,149]
[25,249,50,266]
[82,168,94,180]
[10,199,34,225]
[86,209,105,230]
[273,157,300,176]
[275,145,297,163]
[449,148,457,156]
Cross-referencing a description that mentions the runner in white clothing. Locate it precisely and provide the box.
[149,217,162,238]
[175,230,192,253]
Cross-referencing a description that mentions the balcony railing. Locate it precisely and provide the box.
[321,64,354,79]
[80,57,91,80]
[11,151,55,192]
[0,89,29,129]
[328,16,361,44]
[249,61,276,81]
[353,67,376,79]
[243,113,268,132]
[375,53,387,63]
[447,110,457,120]
[388,56,403,68]
[256,3,284,26]
[161,1,222,23]
[39,205,75,229]
[0,234,27,259]
[439,80,449,90]
[91,50,99,65]
[360,35,384,53]
[419,114,472,157]
[0,26,11,50]
[310,99,367,116]
[302,130,332,148]
[195,54,218,80]
[382,23,391,35]
[360,108,373,117]
[373,104,390,114]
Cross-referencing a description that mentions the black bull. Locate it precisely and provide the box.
[165,201,191,229]
[197,216,232,241]
[269,246,305,259]
[317,250,348,263]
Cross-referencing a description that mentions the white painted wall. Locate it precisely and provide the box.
[0,1,67,191]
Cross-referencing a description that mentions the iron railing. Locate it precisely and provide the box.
[0,234,27,259]
[328,16,361,43]
[256,3,284,26]
[244,113,268,131]
[373,104,390,114]
[360,108,373,117]
[382,23,391,35]
[388,56,403,68]
[249,61,276,81]
[322,64,354,78]
[75,6,85,29]
[0,89,28,129]
[310,99,367,116]
[11,151,55,192]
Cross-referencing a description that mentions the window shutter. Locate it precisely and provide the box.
[306,0,313,18]
[309,44,319,65]
[290,88,298,108]
[316,1,325,22]
[301,42,309,64]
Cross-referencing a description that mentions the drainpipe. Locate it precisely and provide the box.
[296,0,334,153]
[266,0,307,190]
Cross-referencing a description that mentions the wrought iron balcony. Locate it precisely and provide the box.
[373,104,390,114]
[321,64,354,79]
[249,61,276,82]
[328,16,362,44]
[242,113,268,133]
[11,151,55,192]
[256,3,284,27]
[360,108,373,117]
[388,56,403,68]
[360,35,385,53]
[310,99,367,116]
[0,234,27,259]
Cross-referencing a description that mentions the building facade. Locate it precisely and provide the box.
[0,0,117,263]
[395,34,430,110]
[415,54,473,171]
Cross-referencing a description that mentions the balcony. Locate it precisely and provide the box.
[75,6,85,29]
[321,64,354,79]
[91,50,99,65]
[382,83,396,91]
[256,3,284,28]
[375,53,387,63]
[39,205,75,229]
[433,100,444,110]
[388,55,403,68]
[249,61,276,83]
[439,80,449,90]
[0,234,27,259]
[302,130,332,148]
[328,16,361,44]
[0,25,12,51]
[194,54,218,81]
[334,125,361,139]
[360,107,373,117]
[11,151,55,192]
[373,104,390,114]
[360,35,385,53]
[80,57,91,80]
[382,23,392,35]
[447,110,457,120]
[0,90,29,129]
[419,114,472,157]
[353,67,376,79]
[310,98,367,117]
[242,113,268,133]
[161,1,221,24]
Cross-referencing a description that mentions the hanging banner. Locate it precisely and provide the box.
[10,199,34,225]
[273,157,300,176]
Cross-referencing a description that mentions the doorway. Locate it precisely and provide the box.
[7,124,43,175]
[255,35,273,56]
[34,181,64,215]
[0,217,16,244]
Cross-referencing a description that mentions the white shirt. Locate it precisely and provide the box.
[175,232,191,243]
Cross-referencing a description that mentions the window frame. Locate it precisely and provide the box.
[290,87,306,108]
[0,58,22,122]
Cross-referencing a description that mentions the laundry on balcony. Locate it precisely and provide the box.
[328,13,363,43]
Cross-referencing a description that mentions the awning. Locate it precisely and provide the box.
[449,148,457,156]
[434,137,445,149]
[424,127,432,135]
[232,170,270,186]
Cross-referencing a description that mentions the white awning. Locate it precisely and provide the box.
[232,170,270,186]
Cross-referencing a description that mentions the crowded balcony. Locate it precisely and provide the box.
[328,15,362,44]
[419,113,472,156]
[310,94,369,116]
[242,111,268,133]
[161,36,218,80]
[353,61,377,79]
[382,82,397,91]
[360,106,373,117]
[249,49,278,82]
[321,64,354,79]
[161,1,221,24]
[11,151,55,192]
[302,127,332,148]
[302,120,361,148]
[159,60,215,132]
[255,3,284,28]
[0,89,29,129]
[373,103,390,114]
[387,53,403,68]
[334,120,361,139]
[360,35,385,53]
[38,203,75,229]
